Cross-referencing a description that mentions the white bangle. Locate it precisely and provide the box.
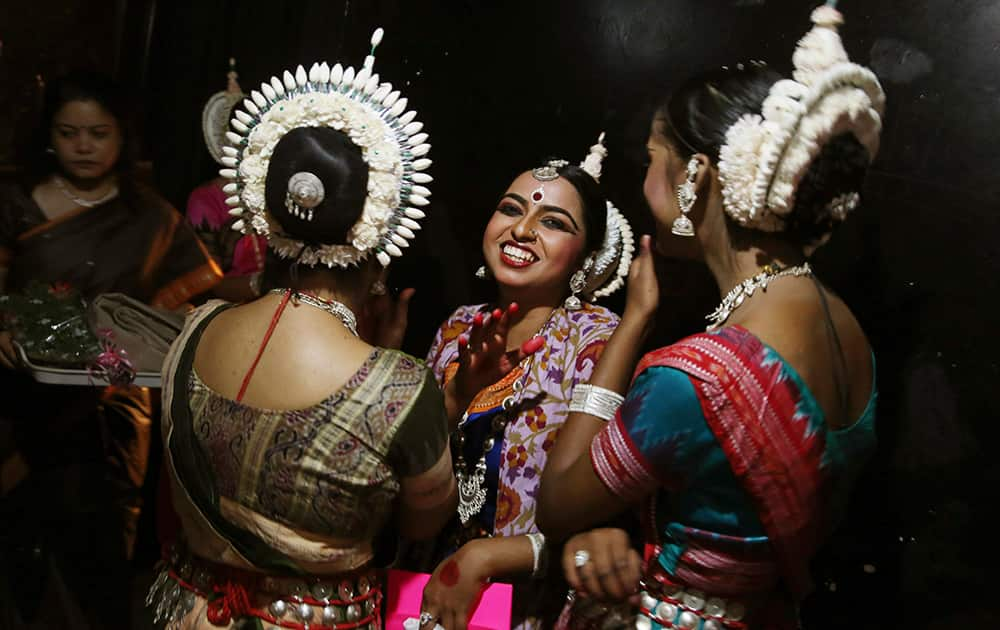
[525,532,546,578]
[569,384,624,421]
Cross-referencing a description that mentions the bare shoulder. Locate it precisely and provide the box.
[740,279,873,427]
[194,298,374,409]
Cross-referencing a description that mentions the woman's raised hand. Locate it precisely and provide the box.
[363,287,416,349]
[452,303,544,402]
[623,235,660,326]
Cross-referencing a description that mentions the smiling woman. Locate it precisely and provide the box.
[408,136,634,630]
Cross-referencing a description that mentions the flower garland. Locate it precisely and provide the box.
[716,4,885,237]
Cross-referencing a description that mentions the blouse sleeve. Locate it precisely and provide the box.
[589,366,709,503]
[424,306,476,385]
[386,369,450,476]
[148,205,223,309]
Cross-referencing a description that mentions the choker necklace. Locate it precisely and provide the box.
[706,262,812,331]
[53,176,119,208]
[270,289,359,337]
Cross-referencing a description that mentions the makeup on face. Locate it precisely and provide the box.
[481,172,587,295]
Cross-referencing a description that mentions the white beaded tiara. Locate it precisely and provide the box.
[222,28,432,268]
[716,4,885,235]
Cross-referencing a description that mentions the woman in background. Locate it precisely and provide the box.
[0,69,219,629]
[186,59,267,302]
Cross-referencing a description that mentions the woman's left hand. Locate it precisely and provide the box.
[420,540,491,630]
[623,234,660,326]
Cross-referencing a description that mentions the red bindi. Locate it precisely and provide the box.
[440,559,461,586]
[531,190,543,202]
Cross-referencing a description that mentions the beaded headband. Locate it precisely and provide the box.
[716,3,885,234]
[222,28,432,268]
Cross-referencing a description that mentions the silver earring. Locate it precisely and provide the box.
[370,280,387,296]
[564,257,593,311]
[46,147,56,155]
[671,157,699,237]
[475,265,488,280]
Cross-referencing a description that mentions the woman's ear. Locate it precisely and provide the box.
[692,153,713,192]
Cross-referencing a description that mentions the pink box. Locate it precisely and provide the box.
[384,569,513,630]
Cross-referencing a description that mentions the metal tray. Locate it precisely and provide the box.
[16,344,162,388]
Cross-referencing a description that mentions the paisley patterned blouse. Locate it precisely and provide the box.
[163,301,449,572]
[424,302,619,629]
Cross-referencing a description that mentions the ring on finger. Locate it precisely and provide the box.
[574,549,590,568]
[419,611,435,626]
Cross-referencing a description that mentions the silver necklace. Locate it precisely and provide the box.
[53,176,119,208]
[453,384,522,525]
[706,262,812,331]
[453,307,554,525]
[271,289,359,337]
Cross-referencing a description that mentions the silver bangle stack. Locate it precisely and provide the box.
[569,384,624,422]
[525,532,547,578]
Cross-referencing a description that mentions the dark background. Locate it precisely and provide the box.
[2,0,998,627]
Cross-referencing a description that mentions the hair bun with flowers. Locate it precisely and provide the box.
[717,3,885,233]
[577,132,635,300]
[221,28,432,268]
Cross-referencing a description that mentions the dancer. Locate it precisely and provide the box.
[149,30,480,629]
[418,135,634,629]
[539,5,883,629]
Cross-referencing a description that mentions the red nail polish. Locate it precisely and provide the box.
[508,302,519,316]
[492,308,503,320]
[473,313,484,327]
[521,336,545,354]
[458,334,469,347]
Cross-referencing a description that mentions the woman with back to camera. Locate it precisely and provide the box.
[147,32,517,629]
[416,135,634,630]
[538,5,884,629]
[0,70,219,629]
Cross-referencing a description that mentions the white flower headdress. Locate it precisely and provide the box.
[221,28,432,268]
[577,133,635,300]
[201,58,245,166]
[716,3,885,234]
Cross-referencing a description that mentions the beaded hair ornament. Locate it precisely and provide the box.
[531,133,635,301]
[222,28,432,268]
[716,2,885,235]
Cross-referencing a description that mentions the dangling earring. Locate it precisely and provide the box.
[564,256,594,311]
[475,265,488,280]
[671,157,699,237]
